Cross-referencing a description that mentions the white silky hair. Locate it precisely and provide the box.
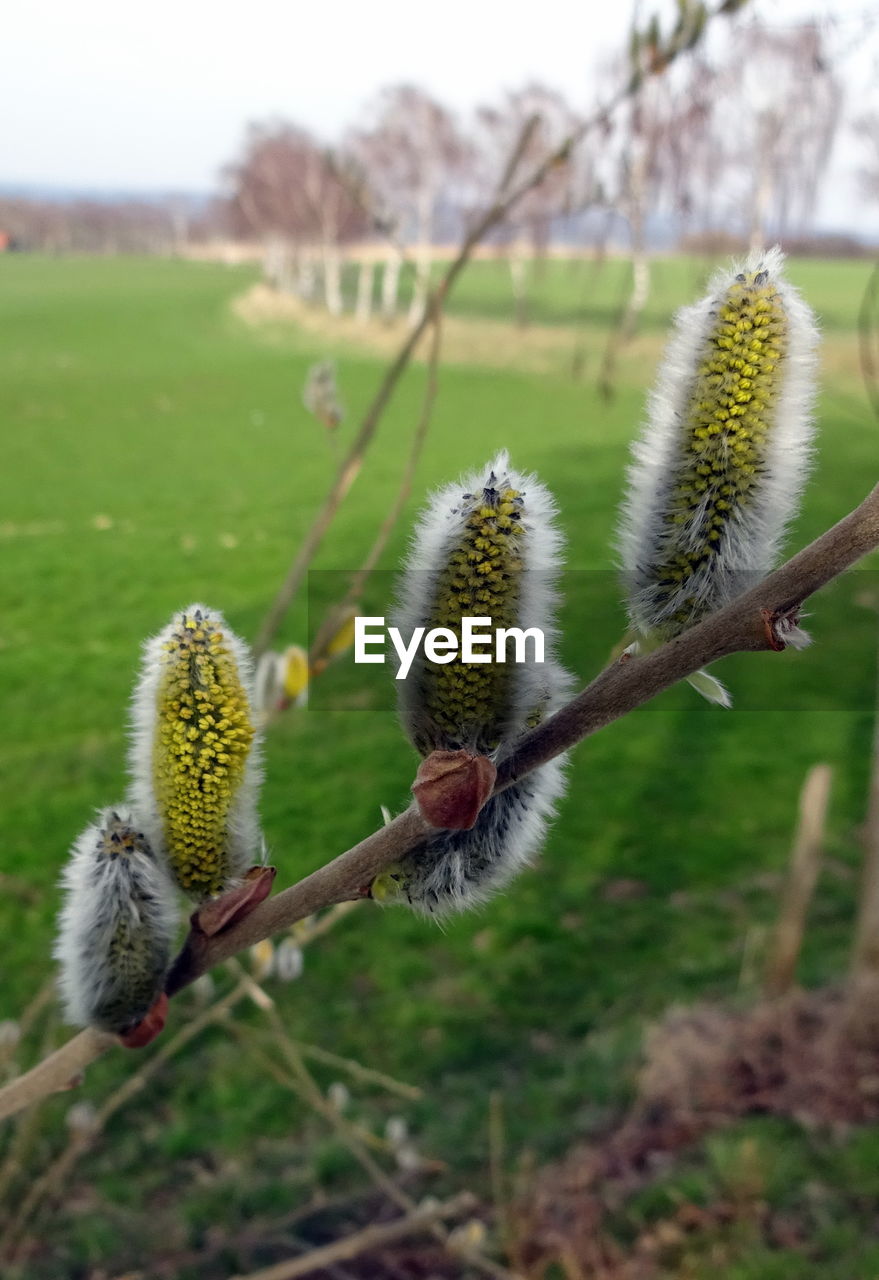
[394,451,567,755]
[618,246,819,639]
[399,675,572,919]
[127,602,264,897]
[54,807,179,1032]
[389,453,572,914]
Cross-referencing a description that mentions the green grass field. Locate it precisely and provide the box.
[2,252,879,1277]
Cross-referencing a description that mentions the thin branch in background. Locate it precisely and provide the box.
[291,901,360,947]
[0,979,55,1077]
[253,298,438,657]
[229,1192,478,1280]
[231,1025,399,1162]
[144,1189,387,1280]
[0,984,61,1211]
[488,1091,511,1262]
[229,970,515,1280]
[0,976,254,1264]
[295,1042,422,1103]
[322,150,415,273]
[495,113,543,198]
[764,763,833,998]
[859,260,879,420]
[308,312,444,673]
[4,919,355,1258]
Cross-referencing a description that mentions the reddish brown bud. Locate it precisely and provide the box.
[193,865,277,937]
[119,993,169,1049]
[411,750,497,830]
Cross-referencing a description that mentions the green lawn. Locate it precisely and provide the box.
[1,253,878,1277]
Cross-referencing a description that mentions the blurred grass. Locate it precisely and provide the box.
[1,251,879,1276]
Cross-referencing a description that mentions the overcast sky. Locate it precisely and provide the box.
[2,0,877,231]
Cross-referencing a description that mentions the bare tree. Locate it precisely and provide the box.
[596,39,723,392]
[698,19,842,250]
[474,84,582,327]
[223,121,368,311]
[347,85,471,325]
[854,112,879,203]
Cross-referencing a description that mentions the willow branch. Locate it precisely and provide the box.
[308,313,443,671]
[231,1193,477,1280]
[2,482,877,1124]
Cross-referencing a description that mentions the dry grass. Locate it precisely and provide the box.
[231,284,631,378]
[231,283,865,385]
[517,988,879,1278]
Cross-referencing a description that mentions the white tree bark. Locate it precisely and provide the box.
[355,260,375,323]
[323,244,344,316]
[296,247,317,301]
[508,242,531,328]
[381,248,402,321]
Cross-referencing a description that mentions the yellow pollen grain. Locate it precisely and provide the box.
[650,269,788,633]
[152,612,254,897]
[421,480,525,753]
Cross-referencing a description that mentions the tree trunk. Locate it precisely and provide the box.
[764,763,832,997]
[508,244,531,329]
[323,244,343,316]
[749,115,775,255]
[408,250,432,328]
[381,248,402,322]
[296,248,317,301]
[355,260,375,323]
[264,236,285,289]
[598,144,651,398]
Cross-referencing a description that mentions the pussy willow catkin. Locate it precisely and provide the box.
[129,603,262,900]
[54,808,178,1034]
[376,452,570,916]
[619,247,818,704]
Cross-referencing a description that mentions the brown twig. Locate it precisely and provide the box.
[308,312,443,672]
[229,1192,477,1280]
[764,763,833,997]
[0,978,253,1262]
[229,971,512,1280]
[295,1042,422,1102]
[3,481,879,1122]
[488,1091,510,1258]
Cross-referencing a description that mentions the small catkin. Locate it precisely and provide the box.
[303,360,344,429]
[619,246,818,703]
[376,452,570,916]
[54,808,178,1034]
[129,603,262,900]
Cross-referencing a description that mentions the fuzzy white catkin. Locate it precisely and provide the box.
[54,808,178,1034]
[375,452,571,916]
[128,603,264,900]
[618,246,818,705]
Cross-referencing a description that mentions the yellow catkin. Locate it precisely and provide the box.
[656,268,787,630]
[422,483,524,752]
[153,611,254,896]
